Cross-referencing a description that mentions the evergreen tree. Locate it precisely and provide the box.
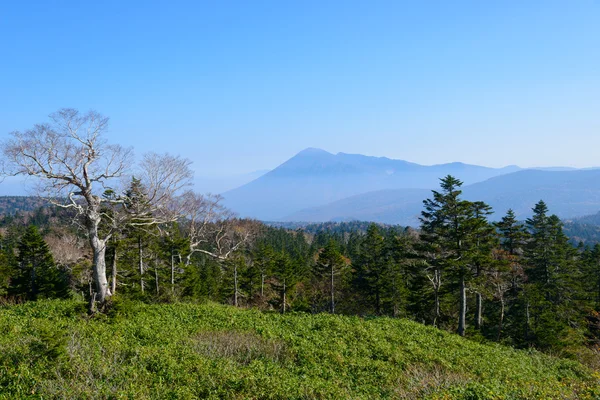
[420,175,493,336]
[492,209,529,343]
[314,239,347,314]
[523,201,583,349]
[271,251,304,313]
[252,243,276,299]
[10,226,68,300]
[121,177,157,296]
[0,232,13,296]
[468,201,496,331]
[384,228,412,317]
[353,224,387,315]
[496,209,528,256]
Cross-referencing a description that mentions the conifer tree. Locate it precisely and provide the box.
[0,232,13,296]
[271,251,304,313]
[10,226,68,300]
[468,201,496,330]
[315,239,347,314]
[492,209,529,342]
[252,243,276,298]
[353,224,387,315]
[524,201,583,348]
[496,209,528,256]
[420,175,493,336]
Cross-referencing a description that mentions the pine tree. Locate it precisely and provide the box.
[384,227,412,317]
[271,251,304,313]
[252,243,276,298]
[10,226,68,300]
[353,224,387,315]
[315,239,347,314]
[492,209,529,343]
[121,177,157,296]
[420,175,493,336]
[496,209,528,256]
[0,232,14,296]
[468,201,496,331]
[523,201,583,349]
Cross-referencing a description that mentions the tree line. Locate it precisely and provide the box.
[2,175,600,352]
[2,109,600,354]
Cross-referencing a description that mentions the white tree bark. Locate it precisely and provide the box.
[1,109,193,306]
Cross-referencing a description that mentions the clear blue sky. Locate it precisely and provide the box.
[1,0,599,176]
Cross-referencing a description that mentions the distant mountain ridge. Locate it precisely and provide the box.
[283,169,600,226]
[222,148,522,220]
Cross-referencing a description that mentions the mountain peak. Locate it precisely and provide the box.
[295,147,332,157]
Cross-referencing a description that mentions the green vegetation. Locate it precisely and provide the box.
[2,115,600,398]
[0,299,599,399]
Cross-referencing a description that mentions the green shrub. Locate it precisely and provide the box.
[0,299,598,399]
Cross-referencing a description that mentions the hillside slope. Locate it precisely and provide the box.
[0,300,598,399]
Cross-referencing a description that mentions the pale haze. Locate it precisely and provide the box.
[1,0,599,182]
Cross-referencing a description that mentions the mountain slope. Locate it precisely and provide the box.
[285,188,429,225]
[222,148,521,220]
[284,169,600,225]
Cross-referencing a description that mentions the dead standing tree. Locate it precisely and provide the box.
[1,109,193,308]
[182,193,257,262]
[178,192,259,304]
[106,154,194,294]
[1,109,130,305]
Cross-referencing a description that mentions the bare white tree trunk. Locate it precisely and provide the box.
[233,263,238,307]
[154,256,159,295]
[90,233,110,303]
[458,274,466,337]
[2,109,194,309]
[171,251,175,293]
[330,264,335,314]
[475,292,483,330]
[282,279,286,314]
[497,297,505,341]
[111,246,117,295]
[139,236,144,293]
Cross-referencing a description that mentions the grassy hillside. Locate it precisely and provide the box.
[0,300,599,399]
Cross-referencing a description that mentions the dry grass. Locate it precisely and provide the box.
[192,330,292,365]
[394,364,471,399]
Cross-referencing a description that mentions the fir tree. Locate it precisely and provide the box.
[10,226,68,300]
[315,239,347,314]
[353,224,387,315]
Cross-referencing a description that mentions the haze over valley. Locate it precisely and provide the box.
[219,147,600,224]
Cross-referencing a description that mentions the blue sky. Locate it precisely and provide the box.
[1,0,599,177]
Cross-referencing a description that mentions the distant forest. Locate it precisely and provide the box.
[3,176,600,356]
[0,196,45,215]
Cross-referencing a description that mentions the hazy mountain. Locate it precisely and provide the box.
[573,211,600,227]
[194,170,270,194]
[222,148,521,220]
[283,169,600,225]
[285,189,429,226]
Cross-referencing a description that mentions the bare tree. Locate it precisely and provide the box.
[44,231,87,268]
[176,192,260,300]
[179,192,237,264]
[1,109,193,307]
[1,109,131,304]
[105,155,193,295]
